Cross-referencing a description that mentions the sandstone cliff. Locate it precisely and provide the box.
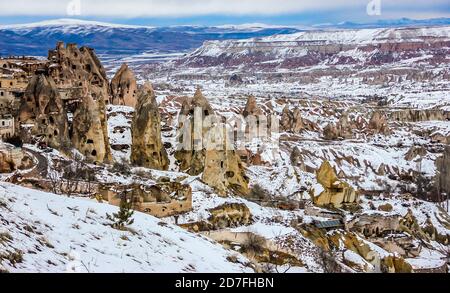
[130,83,169,170]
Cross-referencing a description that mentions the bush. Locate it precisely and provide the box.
[111,160,131,175]
[241,234,266,254]
[318,248,341,273]
[249,184,270,201]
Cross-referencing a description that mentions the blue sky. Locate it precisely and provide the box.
[0,0,449,26]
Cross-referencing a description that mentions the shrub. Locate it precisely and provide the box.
[241,234,266,254]
[106,192,135,230]
[111,160,131,175]
[249,184,270,201]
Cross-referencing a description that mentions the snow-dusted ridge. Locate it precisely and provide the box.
[0,18,155,30]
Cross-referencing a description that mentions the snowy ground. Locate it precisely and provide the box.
[0,183,252,273]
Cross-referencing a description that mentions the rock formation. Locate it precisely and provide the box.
[390,109,445,122]
[71,87,111,163]
[243,96,263,117]
[436,146,450,196]
[175,88,249,196]
[208,203,252,229]
[47,42,112,163]
[130,83,169,170]
[175,87,214,175]
[323,123,339,140]
[323,112,353,140]
[312,161,358,208]
[0,143,32,173]
[404,146,427,161]
[18,74,70,150]
[280,105,304,133]
[368,111,390,135]
[110,63,138,108]
[290,146,306,170]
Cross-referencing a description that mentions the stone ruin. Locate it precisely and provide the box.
[311,161,358,208]
[110,63,138,108]
[99,181,192,218]
[130,83,169,170]
[175,88,249,196]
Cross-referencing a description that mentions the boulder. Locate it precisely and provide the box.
[378,203,393,212]
[208,203,252,229]
[130,83,169,170]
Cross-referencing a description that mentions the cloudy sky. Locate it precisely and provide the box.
[0,0,448,26]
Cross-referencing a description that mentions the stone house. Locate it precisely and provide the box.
[0,114,15,139]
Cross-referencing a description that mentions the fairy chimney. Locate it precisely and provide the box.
[110,63,138,108]
[19,74,70,150]
[130,83,169,170]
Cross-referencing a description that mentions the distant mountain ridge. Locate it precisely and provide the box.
[0,19,300,56]
[1,17,449,58]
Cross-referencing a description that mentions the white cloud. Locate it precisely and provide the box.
[0,0,448,17]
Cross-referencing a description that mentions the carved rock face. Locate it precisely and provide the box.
[19,74,70,150]
[110,64,138,108]
[72,92,111,163]
[130,83,169,170]
[47,42,112,163]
